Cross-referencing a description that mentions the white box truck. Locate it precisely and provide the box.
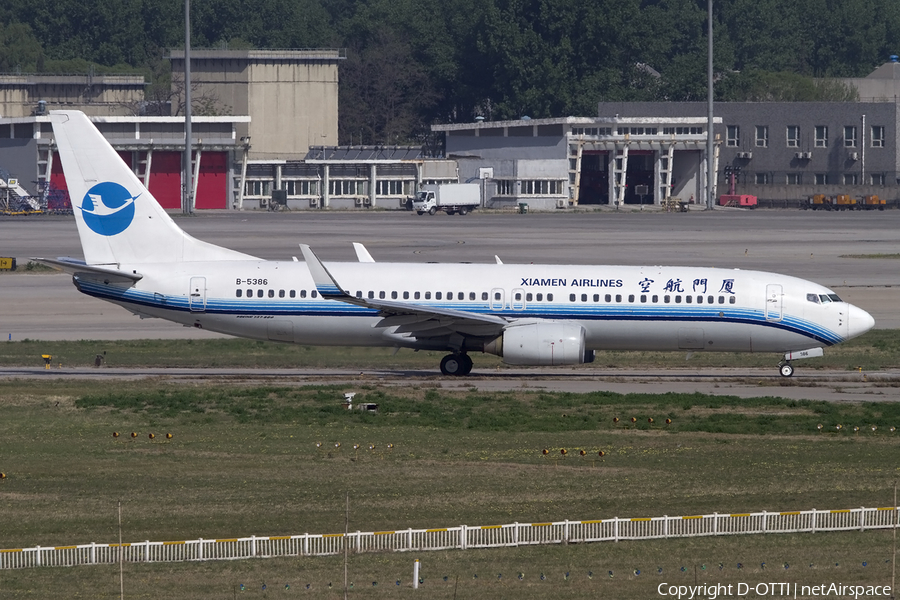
[413,183,480,215]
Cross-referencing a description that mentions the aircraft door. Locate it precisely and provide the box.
[490,288,505,311]
[765,284,783,322]
[189,277,207,312]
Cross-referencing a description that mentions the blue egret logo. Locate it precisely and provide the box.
[80,182,138,236]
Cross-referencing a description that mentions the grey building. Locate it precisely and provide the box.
[434,116,721,210]
[599,101,899,202]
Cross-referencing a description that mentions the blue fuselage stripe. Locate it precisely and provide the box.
[77,281,843,347]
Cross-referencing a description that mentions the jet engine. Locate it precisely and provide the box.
[484,322,594,365]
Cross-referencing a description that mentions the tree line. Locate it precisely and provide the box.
[0,0,898,145]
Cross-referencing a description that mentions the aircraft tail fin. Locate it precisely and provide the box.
[50,110,256,265]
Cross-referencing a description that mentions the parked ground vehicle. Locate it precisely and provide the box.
[833,194,857,210]
[859,195,886,210]
[413,184,480,215]
[718,194,757,208]
[803,194,888,211]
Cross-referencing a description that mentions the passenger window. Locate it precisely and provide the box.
[311,291,318,298]
[615,294,622,302]
[257,289,263,298]
[593,294,600,302]
[729,296,736,304]
[391,291,398,299]
[425,292,431,299]
[482,292,488,301]
[379,291,386,299]
[279,290,285,298]
[469,292,476,300]
[246,289,252,297]
[436,292,442,300]
[494,292,501,300]
[652,295,658,303]
[718,296,724,304]
[515,292,522,301]
[268,290,274,298]
[526,293,533,301]
[403,291,409,300]
[807,294,819,303]
[675,295,681,303]
[707,295,713,304]
[569,294,576,302]
[536,293,543,301]
[447,292,452,300]
[664,295,671,304]
[685,295,692,304]
[696,295,702,304]
[415,292,421,300]
[605,294,611,302]
[640,294,647,303]
[628,294,634,302]
[367,291,374,299]
[289,290,296,298]
[547,293,553,301]
[236,289,243,297]
[581,294,588,302]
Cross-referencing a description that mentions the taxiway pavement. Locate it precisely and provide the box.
[2,209,898,341]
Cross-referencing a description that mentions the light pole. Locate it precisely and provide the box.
[706,0,715,210]
[183,0,193,214]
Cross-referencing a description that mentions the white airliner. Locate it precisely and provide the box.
[37,110,875,377]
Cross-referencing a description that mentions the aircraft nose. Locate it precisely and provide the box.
[847,304,875,339]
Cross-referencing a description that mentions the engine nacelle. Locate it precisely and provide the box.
[484,322,592,366]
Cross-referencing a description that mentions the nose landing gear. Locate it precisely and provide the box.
[440,353,473,376]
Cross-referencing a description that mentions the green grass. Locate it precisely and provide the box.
[0,380,898,598]
[2,328,899,371]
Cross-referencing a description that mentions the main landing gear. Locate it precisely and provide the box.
[778,361,794,378]
[440,353,473,376]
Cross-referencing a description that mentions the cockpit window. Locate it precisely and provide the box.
[818,294,832,303]
[807,294,819,303]
[828,294,842,302]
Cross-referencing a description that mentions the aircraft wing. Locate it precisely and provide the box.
[299,244,508,338]
[31,257,143,283]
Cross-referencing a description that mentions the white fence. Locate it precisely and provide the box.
[2,506,896,570]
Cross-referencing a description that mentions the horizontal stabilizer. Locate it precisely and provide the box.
[31,257,142,283]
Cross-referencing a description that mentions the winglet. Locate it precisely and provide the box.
[353,242,375,263]
[299,244,346,299]
[495,255,503,264]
